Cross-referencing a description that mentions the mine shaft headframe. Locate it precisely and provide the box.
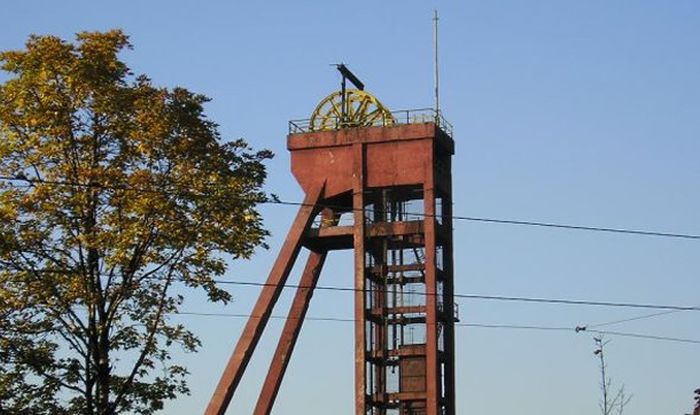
[309,64,395,132]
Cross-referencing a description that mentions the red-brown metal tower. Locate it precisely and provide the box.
[206,73,456,415]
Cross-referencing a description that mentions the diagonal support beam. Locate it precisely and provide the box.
[254,249,328,415]
[206,184,325,415]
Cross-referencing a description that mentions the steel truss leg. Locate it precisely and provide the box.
[352,143,367,415]
[254,249,328,415]
[206,184,325,415]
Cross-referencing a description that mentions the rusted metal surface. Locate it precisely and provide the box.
[206,120,455,415]
[400,354,427,393]
[442,153,457,415]
[305,221,428,252]
[352,142,368,415]
[289,124,452,199]
[205,185,324,415]
[253,250,327,415]
[423,151,440,415]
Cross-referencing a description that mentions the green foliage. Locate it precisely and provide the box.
[0,30,271,414]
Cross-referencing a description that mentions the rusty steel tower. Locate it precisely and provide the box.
[206,66,456,415]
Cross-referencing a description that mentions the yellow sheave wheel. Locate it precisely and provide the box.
[309,89,395,131]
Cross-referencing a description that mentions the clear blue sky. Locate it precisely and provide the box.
[3,1,699,414]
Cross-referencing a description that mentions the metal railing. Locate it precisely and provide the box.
[289,107,453,138]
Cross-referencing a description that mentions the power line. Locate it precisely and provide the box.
[174,311,700,345]
[459,322,572,332]
[463,323,700,345]
[271,199,700,241]
[26,269,700,313]
[453,294,700,312]
[178,311,355,324]
[587,308,694,329]
[585,329,700,345]
[210,279,700,312]
[2,175,699,241]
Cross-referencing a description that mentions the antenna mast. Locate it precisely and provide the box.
[433,9,440,115]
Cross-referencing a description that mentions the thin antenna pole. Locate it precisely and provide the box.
[433,9,440,115]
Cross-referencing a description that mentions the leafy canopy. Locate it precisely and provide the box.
[0,30,271,414]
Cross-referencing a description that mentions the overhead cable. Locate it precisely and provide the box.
[1,175,699,241]
[174,311,700,345]
[209,279,700,312]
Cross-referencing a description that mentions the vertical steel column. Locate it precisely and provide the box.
[353,143,367,415]
[442,154,456,415]
[423,148,440,415]
[374,195,388,414]
[206,184,324,415]
[253,250,328,415]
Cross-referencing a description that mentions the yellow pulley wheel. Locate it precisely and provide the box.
[309,89,395,132]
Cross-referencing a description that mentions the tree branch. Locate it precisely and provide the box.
[110,250,183,413]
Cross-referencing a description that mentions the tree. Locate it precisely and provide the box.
[593,336,631,415]
[0,30,271,414]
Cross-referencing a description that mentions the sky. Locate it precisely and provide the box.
[2,1,699,414]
